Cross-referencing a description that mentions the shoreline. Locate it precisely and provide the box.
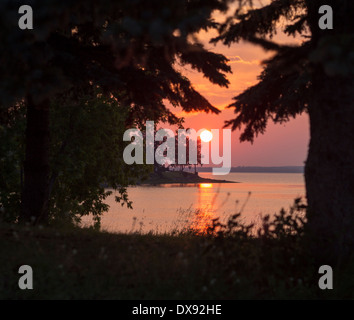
[137,171,237,185]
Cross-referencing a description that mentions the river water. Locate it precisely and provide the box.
[82,172,305,234]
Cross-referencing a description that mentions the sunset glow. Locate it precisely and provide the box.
[176,20,310,167]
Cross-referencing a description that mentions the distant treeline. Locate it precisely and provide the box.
[193,166,304,173]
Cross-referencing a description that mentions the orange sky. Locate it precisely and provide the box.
[171,12,310,167]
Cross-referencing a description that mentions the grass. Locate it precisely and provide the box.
[1,212,354,299]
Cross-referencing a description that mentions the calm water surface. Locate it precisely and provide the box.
[82,172,305,233]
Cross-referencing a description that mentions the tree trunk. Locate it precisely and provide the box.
[305,70,354,264]
[20,96,50,224]
[304,0,354,264]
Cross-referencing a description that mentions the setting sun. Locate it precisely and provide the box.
[200,130,213,142]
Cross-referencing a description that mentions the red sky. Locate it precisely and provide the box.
[171,14,310,167]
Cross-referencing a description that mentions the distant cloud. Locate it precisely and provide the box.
[227,55,260,65]
[228,56,242,62]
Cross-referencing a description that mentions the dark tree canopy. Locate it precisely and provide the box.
[1,0,232,119]
[0,0,233,224]
[213,0,354,262]
[213,0,353,141]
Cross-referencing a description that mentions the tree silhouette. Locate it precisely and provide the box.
[214,0,354,262]
[0,0,231,224]
[169,130,202,174]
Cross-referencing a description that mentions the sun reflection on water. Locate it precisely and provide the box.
[187,183,218,234]
[199,183,213,189]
